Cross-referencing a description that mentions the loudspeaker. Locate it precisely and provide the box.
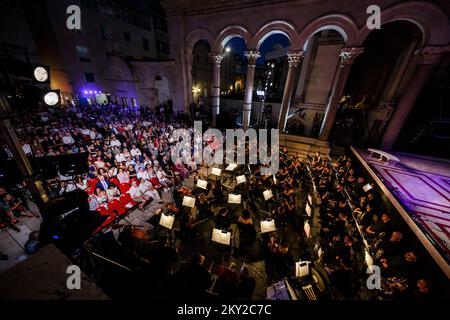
[57,152,89,176]
[35,153,89,179]
[39,190,107,252]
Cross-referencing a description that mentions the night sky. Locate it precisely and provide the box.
[225,34,290,64]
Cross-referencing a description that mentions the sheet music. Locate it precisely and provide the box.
[305,203,312,217]
[304,221,311,238]
[363,183,373,192]
[236,175,246,184]
[295,261,310,278]
[260,219,276,233]
[159,214,175,229]
[228,194,241,204]
[196,179,208,189]
[211,167,222,176]
[182,196,196,207]
[226,164,237,171]
[212,228,231,245]
[263,189,273,201]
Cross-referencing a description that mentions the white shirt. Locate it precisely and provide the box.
[22,143,32,155]
[115,153,126,163]
[146,189,160,200]
[60,183,76,195]
[129,186,143,200]
[110,139,121,147]
[88,196,99,210]
[62,135,75,145]
[81,128,91,136]
[137,171,150,180]
[130,148,142,157]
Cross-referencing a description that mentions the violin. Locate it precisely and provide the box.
[177,186,192,196]
[165,203,180,214]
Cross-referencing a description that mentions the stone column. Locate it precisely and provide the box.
[319,47,364,141]
[210,53,224,127]
[380,46,449,150]
[242,50,260,129]
[278,51,304,131]
[185,52,194,107]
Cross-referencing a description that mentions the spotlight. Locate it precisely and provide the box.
[89,91,93,94]
[84,90,88,94]
[94,91,98,94]
[43,90,60,106]
[225,47,231,53]
[32,65,50,83]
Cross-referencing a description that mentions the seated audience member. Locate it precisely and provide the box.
[0,193,38,220]
[59,181,76,195]
[138,179,161,201]
[117,168,130,184]
[129,180,150,210]
[95,187,108,204]
[106,184,120,200]
[76,176,88,190]
[96,175,110,191]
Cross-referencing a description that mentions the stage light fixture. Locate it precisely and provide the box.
[33,66,49,82]
[44,91,60,106]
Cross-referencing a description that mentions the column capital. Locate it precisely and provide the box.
[244,50,260,65]
[286,50,304,67]
[339,47,364,65]
[416,45,450,65]
[209,53,224,65]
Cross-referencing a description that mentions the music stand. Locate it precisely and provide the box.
[228,194,241,204]
[236,175,246,185]
[196,179,208,190]
[263,189,273,201]
[363,183,373,193]
[182,196,196,208]
[211,228,231,246]
[295,261,311,278]
[260,219,276,233]
[159,213,175,230]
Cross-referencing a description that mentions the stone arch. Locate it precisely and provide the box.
[185,28,215,53]
[298,14,359,50]
[214,25,251,52]
[105,55,136,81]
[355,1,450,46]
[251,20,301,50]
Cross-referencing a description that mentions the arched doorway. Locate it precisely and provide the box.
[287,29,345,136]
[330,21,423,147]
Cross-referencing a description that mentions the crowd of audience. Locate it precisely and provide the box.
[0,101,444,300]
[11,103,197,222]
